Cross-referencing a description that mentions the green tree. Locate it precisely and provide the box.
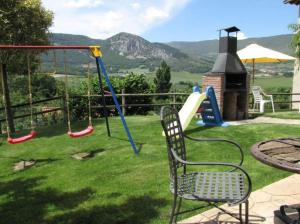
[154,60,172,95]
[0,0,53,132]
[10,73,57,103]
[289,24,300,57]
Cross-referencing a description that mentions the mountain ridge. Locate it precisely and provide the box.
[46,32,294,75]
[167,34,293,59]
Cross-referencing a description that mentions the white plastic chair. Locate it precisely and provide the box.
[252,86,275,113]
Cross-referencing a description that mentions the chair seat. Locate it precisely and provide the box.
[171,172,245,203]
[254,99,271,103]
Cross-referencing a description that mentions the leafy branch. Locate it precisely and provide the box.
[289,23,300,58]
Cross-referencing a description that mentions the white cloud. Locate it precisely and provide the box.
[64,0,103,8]
[42,0,191,39]
[142,6,169,24]
[237,32,247,40]
[131,2,140,10]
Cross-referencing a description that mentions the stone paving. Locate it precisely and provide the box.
[179,174,300,224]
[227,116,300,126]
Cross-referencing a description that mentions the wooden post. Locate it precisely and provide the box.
[173,90,176,108]
[122,89,126,115]
[62,96,67,124]
[1,64,15,133]
[290,91,293,110]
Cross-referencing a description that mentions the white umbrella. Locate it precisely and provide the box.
[237,43,295,82]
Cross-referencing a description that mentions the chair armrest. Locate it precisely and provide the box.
[183,134,244,167]
[170,148,252,204]
[266,95,273,100]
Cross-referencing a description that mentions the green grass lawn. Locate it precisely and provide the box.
[0,116,298,223]
[254,76,292,89]
[264,111,300,119]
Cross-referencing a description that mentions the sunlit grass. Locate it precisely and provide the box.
[0,116,297,223]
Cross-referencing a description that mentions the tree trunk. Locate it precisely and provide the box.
[2,64,15,133]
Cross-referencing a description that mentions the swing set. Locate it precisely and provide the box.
[0,45,139,155]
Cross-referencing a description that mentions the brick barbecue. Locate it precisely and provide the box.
[202,27,250,120]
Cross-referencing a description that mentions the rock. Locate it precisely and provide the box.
[71,152,92,160]
[13,160,36,171]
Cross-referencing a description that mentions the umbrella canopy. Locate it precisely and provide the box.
[237,43,295,83]
[237,43,295,63]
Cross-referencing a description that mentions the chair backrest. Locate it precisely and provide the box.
[252,86,262,103]
[160,106,186,181]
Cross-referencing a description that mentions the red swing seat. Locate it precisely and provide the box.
[67,125,94,138]
[7,130,37,144]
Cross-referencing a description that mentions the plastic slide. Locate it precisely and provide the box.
[162,92,206,136]
[197,86,228,127]
[179,92,207,131]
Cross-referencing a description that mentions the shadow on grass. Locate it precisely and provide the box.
[0,177,167,224]
[184,126,215,136]
[48,195,167,224]
[110,136,145,153]
[0,176,94,224]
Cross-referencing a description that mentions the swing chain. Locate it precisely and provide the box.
[0,65,11,138]
[53,50,57,75]
[63,50,72,132]
[27,53,34,130]
[87,61,92,126]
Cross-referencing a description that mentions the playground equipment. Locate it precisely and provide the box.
[0,45,139,155]
[196,86,228,127]
[169,86,227,134]
[63,50,94,138]
[0,53,37,144]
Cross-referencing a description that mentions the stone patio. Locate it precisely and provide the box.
[179,174,300,224]
[227,116,300,126]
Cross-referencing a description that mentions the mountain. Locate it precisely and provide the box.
[47,32,212,75]
[44,32,294,76]
[107,32,187,60]
[167,34,293,59]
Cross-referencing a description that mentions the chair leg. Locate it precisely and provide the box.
[271,100,275,113]
[245,200,249,224]
[239,203,243,224]
[169,194,178,224]
[174,197,182,223]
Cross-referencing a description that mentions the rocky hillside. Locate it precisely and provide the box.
[107,32,187,60]
[48,33,211,74]
[45,32,294,76]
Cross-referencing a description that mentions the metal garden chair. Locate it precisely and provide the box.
[160,106,252,224]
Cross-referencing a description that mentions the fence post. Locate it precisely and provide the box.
[122,89,126,115]
[290,91,293,110]
[62,96,67,124]
[173,91,176,108]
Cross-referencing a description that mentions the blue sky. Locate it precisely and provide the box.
[42,0,299,42]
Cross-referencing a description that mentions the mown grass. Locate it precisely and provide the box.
[0,116,298,223]
[254,76,292,89]
[264,111,300,119]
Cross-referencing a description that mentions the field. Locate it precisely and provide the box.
[254,76,292,89]
[118,68,293,91]
[0,116,296,223]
